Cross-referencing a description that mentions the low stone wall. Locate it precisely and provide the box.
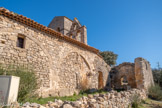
[18,89,147,108]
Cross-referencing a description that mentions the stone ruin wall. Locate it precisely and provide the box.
[110,63,136,89]
[111,57,154,90]
[135,57,154,89]
[0,15,111,97]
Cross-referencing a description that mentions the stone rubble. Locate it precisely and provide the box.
[14,89,146,108]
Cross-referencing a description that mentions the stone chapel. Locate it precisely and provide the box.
[0,8,154,97]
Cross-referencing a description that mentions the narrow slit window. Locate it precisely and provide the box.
[17,36,25,48]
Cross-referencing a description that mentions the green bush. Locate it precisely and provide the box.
[131,94,141,108]
[148,84,162,101]
[0,64,39,102]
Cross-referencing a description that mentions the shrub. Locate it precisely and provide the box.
[148,84,162,101]
[152,63,162,87]
[0,64,39,102]
[152,68,162,87]
[131,94,141,108]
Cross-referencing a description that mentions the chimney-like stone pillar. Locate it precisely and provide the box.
[135,57,154,90]
[82,26,87,45]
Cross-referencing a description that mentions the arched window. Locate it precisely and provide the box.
[57,27,61,32]
[69,33,72,38]
[77,31,81,41]
[121,76,128,86]
[72,35,76,39]
[74,25,77,30]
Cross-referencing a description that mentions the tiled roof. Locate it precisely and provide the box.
[0,8,99,54]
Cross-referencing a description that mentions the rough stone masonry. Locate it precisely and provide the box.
[110,57,154,90]
[0,8,110,97]
[0,7,154,98]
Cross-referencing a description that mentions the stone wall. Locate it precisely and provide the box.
[0,15,110,97]
[111,57,154,90]
[20,89,147,108]
[48,16,70,35]
[110,63,136,89]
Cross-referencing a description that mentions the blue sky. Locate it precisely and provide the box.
[1,0,162,68]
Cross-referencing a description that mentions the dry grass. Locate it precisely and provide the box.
[139,98,162,108]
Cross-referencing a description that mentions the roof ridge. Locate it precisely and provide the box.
[63,16,73,22]
[0,8,99,54]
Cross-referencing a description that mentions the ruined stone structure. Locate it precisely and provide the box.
[0,8,110,97]
[110,62,136,90]
[110,57,154,90]
[0,8,154,98]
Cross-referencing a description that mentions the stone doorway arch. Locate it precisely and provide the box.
[58,52,91,96]
[98,71,104,89]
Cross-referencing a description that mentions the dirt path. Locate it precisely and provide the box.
[140,99,162,108]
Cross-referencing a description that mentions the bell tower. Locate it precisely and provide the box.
[48,16,87,45]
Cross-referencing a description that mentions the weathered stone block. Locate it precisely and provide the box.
[0,76,20,105]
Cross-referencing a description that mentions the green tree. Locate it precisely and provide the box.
[152,62,162,87]
[99,51,118,66]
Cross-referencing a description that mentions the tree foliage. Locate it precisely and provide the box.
[152,63,162,87]
[99,51,118,66]
[0,64,39,102]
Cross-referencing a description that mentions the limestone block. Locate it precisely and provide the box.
[0,76,20,105]
[59,89,71,97]
[18,53,26,57]
[8,36,16,41]
[63,104,73,108]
